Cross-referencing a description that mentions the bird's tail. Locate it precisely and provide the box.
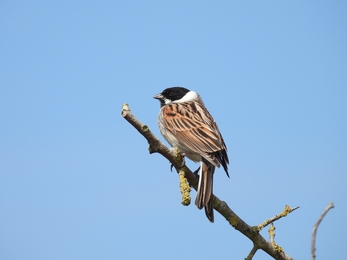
[195,158,215,223]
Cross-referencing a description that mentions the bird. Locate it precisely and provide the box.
[153,87,229,222]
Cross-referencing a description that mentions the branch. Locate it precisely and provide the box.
[267,223,283,253]
[245,245,259,260]
[122,104,294,260]
[311,201,334,260]
[257,205,300,231]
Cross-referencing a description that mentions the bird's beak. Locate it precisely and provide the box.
[153,93,164,100]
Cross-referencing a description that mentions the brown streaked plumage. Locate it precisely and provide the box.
[154,87,229,222]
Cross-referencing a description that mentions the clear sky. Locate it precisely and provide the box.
[1,1,346,259]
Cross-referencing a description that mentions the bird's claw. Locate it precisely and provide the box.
[170,152,187,171]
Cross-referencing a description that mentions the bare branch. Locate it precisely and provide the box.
[311,201,335,260]
[257,205,300,231]
[269,223,276,244]
[267,223,284,253]
[245,244,259,260]
[122,104,294,260]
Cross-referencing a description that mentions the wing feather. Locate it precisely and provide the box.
[162,100,228,170]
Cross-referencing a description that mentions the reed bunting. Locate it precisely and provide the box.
[154,87,229,222]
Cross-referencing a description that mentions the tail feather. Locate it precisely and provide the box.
[204,195,214,223]
[195,158,215,222]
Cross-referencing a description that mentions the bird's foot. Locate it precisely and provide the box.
[170,152,187,171]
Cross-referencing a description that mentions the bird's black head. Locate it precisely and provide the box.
[153,87,190,107]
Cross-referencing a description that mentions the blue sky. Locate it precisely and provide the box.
[1,1,346,259]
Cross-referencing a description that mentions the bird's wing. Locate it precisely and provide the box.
[162,101,226,158]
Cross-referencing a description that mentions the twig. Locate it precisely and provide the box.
[311,201,334,260]
[257,205,300,231]
[269,223,276,244]
[122,104,294,260]
[268,223,283,253]
[245,245,258,260]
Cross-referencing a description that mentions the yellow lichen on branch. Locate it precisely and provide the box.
[281,205,292,217]
[179,169,191,206]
